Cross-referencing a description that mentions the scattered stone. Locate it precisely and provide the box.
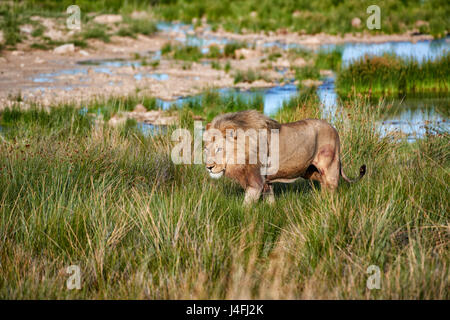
[301,79,323,88]
[291,57,307,68]
[235,79,274,90]
[133,104,147,113]
[11,50,24,56]
[44,29,65,41]
[292,10,301,18]
[93,14,123,24]
[351,17,362,28]
[274,58,290,68]
[192,115,205,121]
[34,57,45,64]
[54,44,75,55]
[0,30,3,43]
[108,115,127,127]
[250,11,258,18]
[319,69,334,77]
[235,48,261,59]
[415,20,429,28]
[277,28,288,35]
[20,25,33,34]
[79,50,90,57]
[131,11,150,20]
[108,110,177,127]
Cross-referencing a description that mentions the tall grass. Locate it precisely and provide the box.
[0,95,449,299]
[336,53,450,95]
[315,47,343,72]
[175,89,264,121]
[155,0,449,37]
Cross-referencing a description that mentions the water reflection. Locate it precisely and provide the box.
[322,37,449,66]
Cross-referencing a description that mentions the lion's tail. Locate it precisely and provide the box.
[340,163,366,183]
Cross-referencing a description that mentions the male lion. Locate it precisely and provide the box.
[204,110,366,204]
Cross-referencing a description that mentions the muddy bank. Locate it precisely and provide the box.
[0,18,441,110]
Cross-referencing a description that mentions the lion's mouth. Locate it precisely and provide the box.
[208,169,224,179]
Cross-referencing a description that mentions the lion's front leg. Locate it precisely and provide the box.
[243,167,265,205]
[244,185,263,205]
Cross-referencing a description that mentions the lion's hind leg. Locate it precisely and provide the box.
[314,145,339,192]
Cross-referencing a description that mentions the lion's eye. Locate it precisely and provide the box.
[215,147,223,153]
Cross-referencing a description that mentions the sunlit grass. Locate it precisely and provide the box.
[0,93,448,299]
[337,53,450,95]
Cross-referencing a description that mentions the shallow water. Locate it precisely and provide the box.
[134,73,169,81]
[137,122,168,137]
[378,96,449,141]
[24,23,450,139]
[322,37,449,66]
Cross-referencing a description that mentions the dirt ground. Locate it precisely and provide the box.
[0,18,434,109]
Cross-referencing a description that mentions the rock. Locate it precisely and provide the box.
[351,17,362,28]
[302,37,320,45]
[415,20,429,27]
[277,28,288,35]
[11,50,24,56]
[53,44,75,54]
[108,115,127,127]
[34,57,45,64]
[131,11,149,20]
[301,79,323,88]
[108,109,177,127]
[44,29,64,41]
[250,11,258,18]
[93,14,123,24]
[133,104,147,113]
[79,50,90,57]
[0,30,3,43]
[274,58,290,68]
[152,116,177,126]
[192,115,205,121]
[20,25,33,34]
[235,48,261,59]
[291,57,306,68]
[320,69,334,77]
[292,10,301,18]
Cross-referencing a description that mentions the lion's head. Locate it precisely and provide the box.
[204,134,226,179]
[204,110,281,179]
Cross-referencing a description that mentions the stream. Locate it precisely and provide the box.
[16,23,450,141]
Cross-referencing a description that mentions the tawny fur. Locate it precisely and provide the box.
[204,110,366,204]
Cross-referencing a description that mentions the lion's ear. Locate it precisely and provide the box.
[224,127,237,140]
[205,123,211,130]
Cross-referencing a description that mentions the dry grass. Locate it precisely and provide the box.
[0,96,448,299]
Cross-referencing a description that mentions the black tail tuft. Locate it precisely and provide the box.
[340,163,366,183]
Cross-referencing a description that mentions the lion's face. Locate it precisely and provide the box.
[204,138,226,179]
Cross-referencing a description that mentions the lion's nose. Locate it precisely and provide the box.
[206,165,214,171]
